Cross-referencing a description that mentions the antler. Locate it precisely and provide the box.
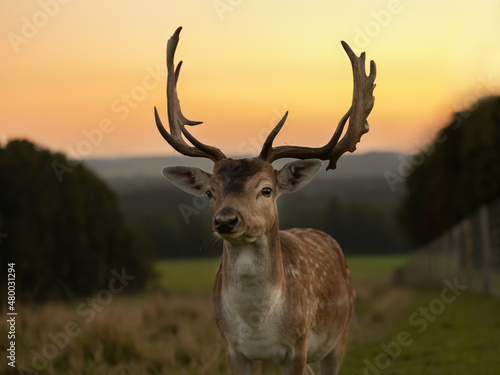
[154,27,226,162]
[259,41,376,170]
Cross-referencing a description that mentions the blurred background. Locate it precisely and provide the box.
[1,0,500,374]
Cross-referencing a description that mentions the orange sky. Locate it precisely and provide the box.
[1,0,500,159]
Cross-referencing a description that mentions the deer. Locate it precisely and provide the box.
[154,27,376,375]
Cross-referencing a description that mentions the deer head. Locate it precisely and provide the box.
[155,27,376,243]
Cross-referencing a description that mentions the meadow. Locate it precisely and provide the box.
[1,255,499,374]
[152,255,410,293]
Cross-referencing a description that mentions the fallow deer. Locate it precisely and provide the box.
[154,27,376,375]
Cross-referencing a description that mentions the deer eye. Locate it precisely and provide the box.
[206,190,213,199]
[261,187,272,197]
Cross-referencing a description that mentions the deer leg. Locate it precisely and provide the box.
[227,347,252,375]
[282,340,314,375]
[320,329,348,375]
[282,359,314,375]
[319,350,341,375]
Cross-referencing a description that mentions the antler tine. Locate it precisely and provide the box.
[259,41,376,171]
[327,41,376,170]
[155,26,226,162]
[259,108,351,162]
[259,111,288,160]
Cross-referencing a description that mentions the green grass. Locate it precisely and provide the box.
[154,258,220,294]
[342,287,500,375]
[347,254,409,283]
[154,254,409,293]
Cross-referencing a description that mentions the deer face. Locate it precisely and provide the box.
[163,158,322,243]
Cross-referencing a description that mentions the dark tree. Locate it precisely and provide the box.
[398,96,500,245]
[0,140,152,302]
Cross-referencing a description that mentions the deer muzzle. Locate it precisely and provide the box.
[213,207,242,234]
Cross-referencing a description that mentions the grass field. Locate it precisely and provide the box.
[343,288,500,375]
[2,255,499,374]
[154,258,220,294]
[153,254,410,294]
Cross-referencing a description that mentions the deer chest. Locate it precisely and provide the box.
[219,280,290,363]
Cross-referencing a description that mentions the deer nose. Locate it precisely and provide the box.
[214,207,240,234]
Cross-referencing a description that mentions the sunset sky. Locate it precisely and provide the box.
[1,0,500,159]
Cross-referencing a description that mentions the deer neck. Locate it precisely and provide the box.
[221,220,284,289]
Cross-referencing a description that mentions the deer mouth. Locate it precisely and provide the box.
[214,230,258,244]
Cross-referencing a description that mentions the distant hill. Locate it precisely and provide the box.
[84,151,405,187]
[83,151,411,257]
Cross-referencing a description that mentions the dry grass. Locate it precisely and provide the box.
[0,280,409,375]
[4,256,496,374]
[1,294,227,375]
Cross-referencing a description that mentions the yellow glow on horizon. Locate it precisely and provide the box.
[1,0,500,158]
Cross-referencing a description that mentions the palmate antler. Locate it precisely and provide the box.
[155,28,376,169]
[154,27,226,162]
[259,42,376,170]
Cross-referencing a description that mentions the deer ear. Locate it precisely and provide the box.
[277,159,323,194]
[162,166,211,197]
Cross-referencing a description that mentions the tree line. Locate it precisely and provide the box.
[398,96,500,245]
[117,174,409,258]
